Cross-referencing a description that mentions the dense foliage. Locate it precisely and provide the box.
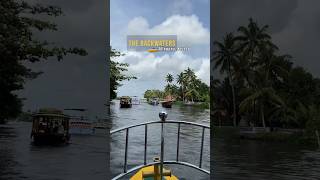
[144,68,209,104]
[213,18,320,132]
[0,0,87,123]
[110,49,136,99]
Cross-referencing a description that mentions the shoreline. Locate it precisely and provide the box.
[173,101,209,109]
[214,126,320,148]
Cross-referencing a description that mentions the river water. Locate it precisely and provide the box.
[109,101,210,179]
[213,136,320,180]
[0,101,210,180]
[2,101,318,180]
[0,122,109,180]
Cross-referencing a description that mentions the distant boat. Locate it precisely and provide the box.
[131,96,140,105]
[148,98,159,106]
[120,96,132,108]
[161,95,173,108]
[161,100,173,108]
[31,108,70,144]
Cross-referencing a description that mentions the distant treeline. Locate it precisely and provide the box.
[144,68,209,103]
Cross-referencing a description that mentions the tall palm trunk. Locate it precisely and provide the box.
[182,85,184,102]
[260,103,266,128]
[230,77,237,127]
[228,61,237,127]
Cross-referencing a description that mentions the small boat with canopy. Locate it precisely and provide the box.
[31,108,70,144]
[120,96,133,108]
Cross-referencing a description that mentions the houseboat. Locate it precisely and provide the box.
[31,108,70,144]
[148,97,159,105]
[161,100,173,108]
[161,95,173,108]
[120,96,132,108]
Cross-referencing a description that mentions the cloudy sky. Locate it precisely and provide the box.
[110,0,210,97]
[20,0,320,116]
[212,0,320,78]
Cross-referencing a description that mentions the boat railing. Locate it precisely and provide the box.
[110,117,210,180]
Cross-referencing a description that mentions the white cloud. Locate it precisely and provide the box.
[127,15,210,46]
[168,0,193,15]
[114,14,210,97]
[114,51,209,85]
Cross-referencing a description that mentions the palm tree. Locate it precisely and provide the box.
[214,33,239,127]
[240,86,283,128]
[165,73,174,97]
[184,68,197,85]
[213,78,233,126]
[232,55,252,87]
[258,47,289,87]
[269,101,296,128]
[177,72,186,102]
[235,19,283,128]
[166,73,174,84]
[236,18,277,69]
[185,88,200,103]
[183,68,199,102]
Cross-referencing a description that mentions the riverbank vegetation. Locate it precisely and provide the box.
[144,68,209,109]
[212,18,320,146]
[0,1,87,124]
[110,49,137,99]
[0,1,135,123]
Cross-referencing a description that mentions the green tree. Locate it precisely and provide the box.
[110,49,136,99]
[213,17,320,131]
[166,73,174,84]
[240,86,284,128]
[164,73,174,96]
[236,18,277,68]
[144,89,164,100]
[304,104,320,135]
[185,89,200,103]
[214,33,239,127]
[183,68,200,102]
[177,72,186,101]
[0,1,87,123]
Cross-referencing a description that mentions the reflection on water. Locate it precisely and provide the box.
[110,100,210,180]
[1,102,319,180]
[213,137,320,180]
[0,101,209,180]
[0,122,109,180]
